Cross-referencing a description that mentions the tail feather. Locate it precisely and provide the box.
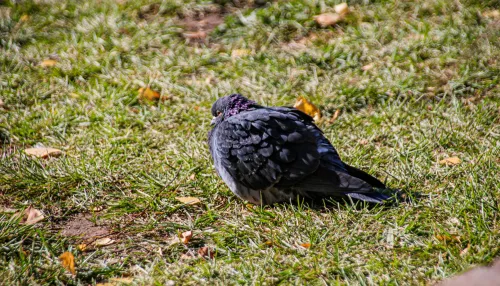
[344,164,386,189]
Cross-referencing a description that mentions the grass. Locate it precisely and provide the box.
[0,0,499,284]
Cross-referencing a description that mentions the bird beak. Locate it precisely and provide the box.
[210,117,217,126]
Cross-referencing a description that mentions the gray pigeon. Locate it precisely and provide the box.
[208,94,393,205]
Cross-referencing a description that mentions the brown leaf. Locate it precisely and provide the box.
[25,147,62,158]
[314,13,345,27]
[0,98,3,108]
[138,87,161,101]
[198,246,214,259]
[181,230,192,244]
[175,196,201,205]
[300,243,311,249]
[329,109,341,123]
[180,252,196,260]
[334,3,349,16]
[59,252,76,275]
[439,157,461,166]
[183,31,207,40]
[0,206,16,213]
[94,237,115,247]
[20,206,45,225]
[358,139,369,145]
[40,59,57,67]
[294,96,321,122]
[436,234,461,243]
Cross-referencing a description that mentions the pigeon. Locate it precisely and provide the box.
[208,94,394,205]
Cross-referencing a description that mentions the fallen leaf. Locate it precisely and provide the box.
[483,10,500,18]
[25,147,62,159]
[329,109,341,123]
[181,230,192,244]
[180,252,196,260]
[94,237,115,247]
[175,196,201,205]
[460,244,470,256]
[77,244,87,252]
[20,14,29,22]
[138,87,161,101]
[264,240,273,247]
[334,3,349,15]
[96,277,134,286]
[189,174,196,180]
[20,206,45,225]
[183,31,207,40]
[40,59,57,67]
[231,49,251,59]
[0,98,3,107]
[314,13,344,27]
[300,243,311,249]
[436,234,461,243]
[59,252,76,275]
[198,246,214,259]
[439,157,461,166]
[358,139,369,145]
[361,63,374,71]
[294,96,321,122]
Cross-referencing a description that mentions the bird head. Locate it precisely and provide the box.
[210,94,258,125]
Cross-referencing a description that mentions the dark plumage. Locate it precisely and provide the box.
[208,94,394,205]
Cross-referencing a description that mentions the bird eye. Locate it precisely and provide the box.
[217,111,222,116]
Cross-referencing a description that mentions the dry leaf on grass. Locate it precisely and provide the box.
[439,157,461,166]
[94,237,115,247]
[40,59,57,67]
[436,234,461,243]
[175,196,201,205]
[198,246,214,259]
[299,243,311,249]
[483,10,500,18]
[96,277,134,286]
[294,96,321,122]
[138,87,161,101]
[0,206,16,213]
[183,31,207,40]
[460,244,470,256]
[25,147,62,158]
[20,205,45,225]
[329,109,341,123]
[77,244,87,252]
[314,13,344,27]
[181,230,193,244]
[20,14,29,22]
[231,49,251,59]
[334,3,349,15]
[59,252,76,275]
[361,63,374,71]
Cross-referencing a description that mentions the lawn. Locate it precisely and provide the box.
[1,0,499,284]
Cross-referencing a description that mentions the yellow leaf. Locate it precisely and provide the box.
[20,14,29,22]
[25,147,62,158]
[334,3,349,16]
[436,234,461,243]
[300,243,311,249]
[175,196,201,205]
[181,230,192,244]
[138,87,161,101]
[59,252,76,275]
[314,13,345,27]
[231,49,251,59]
[94,237,115,247]
[19,205,44,225]
[439,157,461,166]
[293,96,321,122]
[40,59,57,67]
[77,244,87,252]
